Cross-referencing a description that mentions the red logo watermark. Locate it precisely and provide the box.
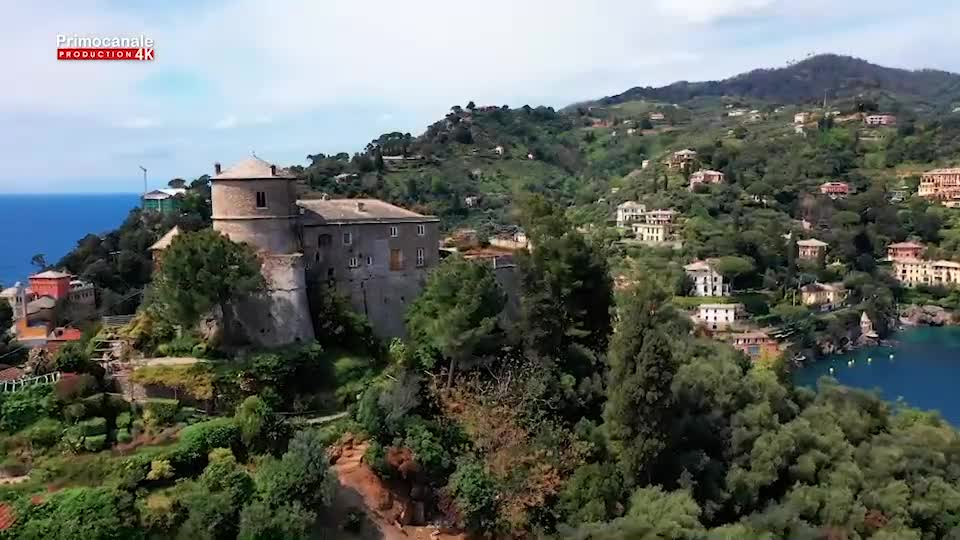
[56,34,155,61]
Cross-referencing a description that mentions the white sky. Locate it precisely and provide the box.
[1,0,958,192]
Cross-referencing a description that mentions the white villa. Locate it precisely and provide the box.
[684,259,731,297]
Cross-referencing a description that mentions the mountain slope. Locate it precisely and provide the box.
[595,54,960,108]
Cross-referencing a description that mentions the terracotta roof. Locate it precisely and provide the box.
[213,156,295,180]
[684,260,717,272]
[0,366,25,381]
[617,201,645,209]
[797,239,828,247]
[297,198,438,223]
[0,503,15,531]
[30,270,71,279]
[924,168,960,175]
[889,241,924,249]
[149,226,181,251]
[27,296,56,311]
[48,327,83,342]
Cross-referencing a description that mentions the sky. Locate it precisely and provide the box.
[2,0,960,193]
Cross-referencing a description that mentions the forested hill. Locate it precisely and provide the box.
[592,54,960,110]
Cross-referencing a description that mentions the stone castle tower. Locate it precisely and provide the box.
[211,156,315,347]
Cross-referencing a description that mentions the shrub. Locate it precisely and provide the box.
[116,411,132,429]
[447,459,500,533]
[63,402,87,422]
[131,364,215,401]
[167,418,240,475]
[143,398,181,428]
[53,374,100,402]
[79,417,107,436]
[146,459,175,481]
[116,428,133,444]
[83,434,108,452]
[0,385,53,433]
[363,440,391,479]
[156,334,201,357]
[23,418,64,450]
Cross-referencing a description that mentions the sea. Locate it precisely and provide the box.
[0,193,140,287]
[793,326,960,425]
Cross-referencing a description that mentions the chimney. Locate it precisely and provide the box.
[270,165,276,176]
[356,201,366,212]
[214,162,222,175]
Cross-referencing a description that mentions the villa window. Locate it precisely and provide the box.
[348,257,359,268]
[416,248,425,267]
[390,226,399,238]
[366,256,373,266]
[255,191,267,209]
[343,232,352,245]
[417,224,426,236]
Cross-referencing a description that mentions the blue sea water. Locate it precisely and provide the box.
[0,193,140,287]
[793,326,960,425]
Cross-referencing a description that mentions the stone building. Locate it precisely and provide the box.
[298,198,440,338]
[206,156,440,345]
[886,241,924,261]
[918,168,960,205]
[800,282,845,310]
[892,258,960,288]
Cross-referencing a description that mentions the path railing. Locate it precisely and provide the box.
[0,371,61,393]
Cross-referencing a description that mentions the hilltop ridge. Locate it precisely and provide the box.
[589,54,960,110]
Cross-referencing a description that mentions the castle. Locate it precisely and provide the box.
[206,156,440,346]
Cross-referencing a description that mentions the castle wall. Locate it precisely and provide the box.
[214,218,301,254]
[225,254,315,347]
[302,220,440,338]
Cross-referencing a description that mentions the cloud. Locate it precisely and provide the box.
[2,0,960,191]
[213,115,238,130]
[116,117,160,129]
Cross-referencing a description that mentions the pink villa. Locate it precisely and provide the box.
[797,239,828,261]
[887,241,924,261]
[865,114,897,126]
[820,182,850,198]
[689,169,725,190]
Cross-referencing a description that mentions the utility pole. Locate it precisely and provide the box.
[139,165,147,196]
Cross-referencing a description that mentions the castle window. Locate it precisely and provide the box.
[417,224,426,236]
[416,248,425,267]
[389,226,399,238]
[343,232,352,245]
[255,191,267,209]
[348,257,359,268]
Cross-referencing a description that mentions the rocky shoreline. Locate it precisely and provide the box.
[899,304,957,327]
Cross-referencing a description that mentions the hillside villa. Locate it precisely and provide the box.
[864,114,897,126]
[665,149,697,171]
[820,182,850,198]
[616,201,646,228]
[797,238,828,262]
[800,282,845,310]
[689,169,725,190]
[693,303,743,331]
[794,112,811,124]
[918,168,960,205]
[731,330,780,361]
[892,258,960,287]
[684,259,731,297]
[631,209,678,246]
[887,241,925,261]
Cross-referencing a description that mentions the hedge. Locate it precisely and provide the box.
[79,417,107,437]
[23,418,65,449]
[116,412,132,429]
[144,398,181,427]
[83,434,108,452]
[116,428,133,444]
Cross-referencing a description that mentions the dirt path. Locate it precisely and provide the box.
[330,441,467,540]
